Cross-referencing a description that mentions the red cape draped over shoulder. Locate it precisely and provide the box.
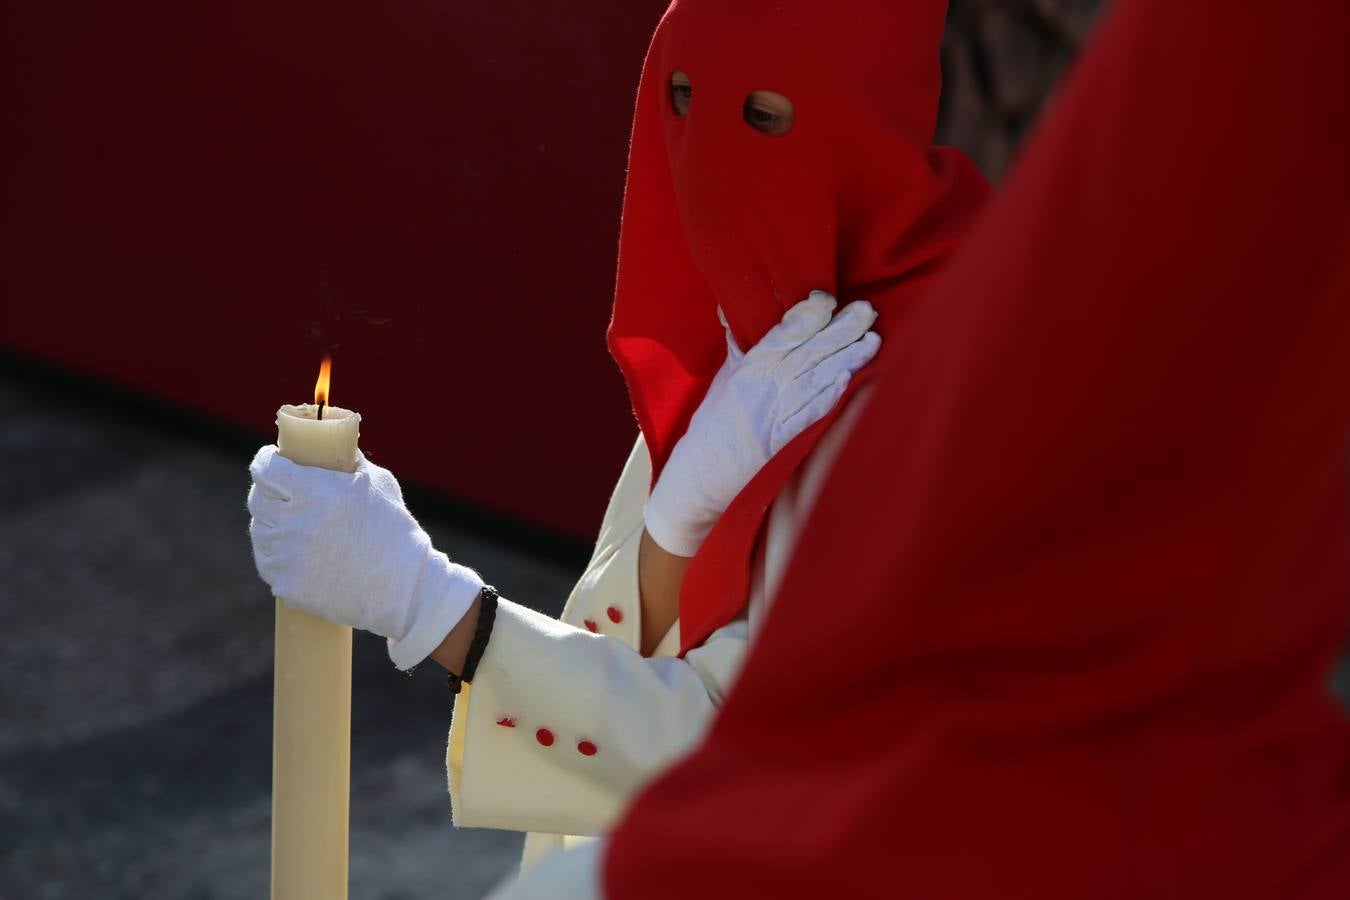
[604,0,1350,896]
[605,0,991,654]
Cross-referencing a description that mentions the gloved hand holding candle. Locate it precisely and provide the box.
[249,446,485,670]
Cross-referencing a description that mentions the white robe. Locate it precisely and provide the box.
[448,395,866,897]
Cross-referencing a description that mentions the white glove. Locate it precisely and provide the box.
[644,290,880,556]
[247,446,483,670]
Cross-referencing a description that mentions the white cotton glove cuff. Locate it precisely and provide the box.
[643,510,703,560]
[644,461,735,557]
[249,446,483,670]
[386,550,484,670]
[643,291,881,558]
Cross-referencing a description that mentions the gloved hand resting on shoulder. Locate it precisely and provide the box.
[247,447,483,670]
[643,290,881,557]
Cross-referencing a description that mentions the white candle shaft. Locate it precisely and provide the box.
[271,403,360,900]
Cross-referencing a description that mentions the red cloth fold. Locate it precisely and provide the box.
[603,0,1350,896]
[605,0,991,653]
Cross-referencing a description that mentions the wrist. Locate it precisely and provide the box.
[430,595,482,675]
[638,528,691,656]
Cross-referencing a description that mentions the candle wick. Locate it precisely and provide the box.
[317,402,325,421]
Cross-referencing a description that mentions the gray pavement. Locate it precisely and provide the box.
[0,371,584,900]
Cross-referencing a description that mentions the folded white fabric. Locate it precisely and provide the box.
[248,446,483,670]
[644,291,880,557]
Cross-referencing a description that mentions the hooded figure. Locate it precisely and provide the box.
[245,0,988,883]
[486,0,1350,896]
[610,0,989,653]
[437,1,988,874]
[439,0,988,871]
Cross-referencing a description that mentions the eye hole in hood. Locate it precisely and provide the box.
[669,69,692,117]
[742,90,794,136]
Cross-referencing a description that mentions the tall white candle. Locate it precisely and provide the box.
[271,392,360,900]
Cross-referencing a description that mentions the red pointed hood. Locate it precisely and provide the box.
[607,0,990,651]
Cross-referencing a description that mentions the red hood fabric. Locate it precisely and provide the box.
[603,0,1350,897]
[606,0,991,653]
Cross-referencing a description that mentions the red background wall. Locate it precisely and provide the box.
[0,1,668,539]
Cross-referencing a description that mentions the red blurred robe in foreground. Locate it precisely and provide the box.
[601,0,1350,896]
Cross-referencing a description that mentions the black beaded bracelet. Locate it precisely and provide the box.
[447,585,498,696]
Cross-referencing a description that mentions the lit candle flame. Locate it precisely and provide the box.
[314,355,332,412]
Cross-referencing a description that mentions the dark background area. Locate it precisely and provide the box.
[0,0,1105,540]
[0,0,667,540]
[4,2,1346,898]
